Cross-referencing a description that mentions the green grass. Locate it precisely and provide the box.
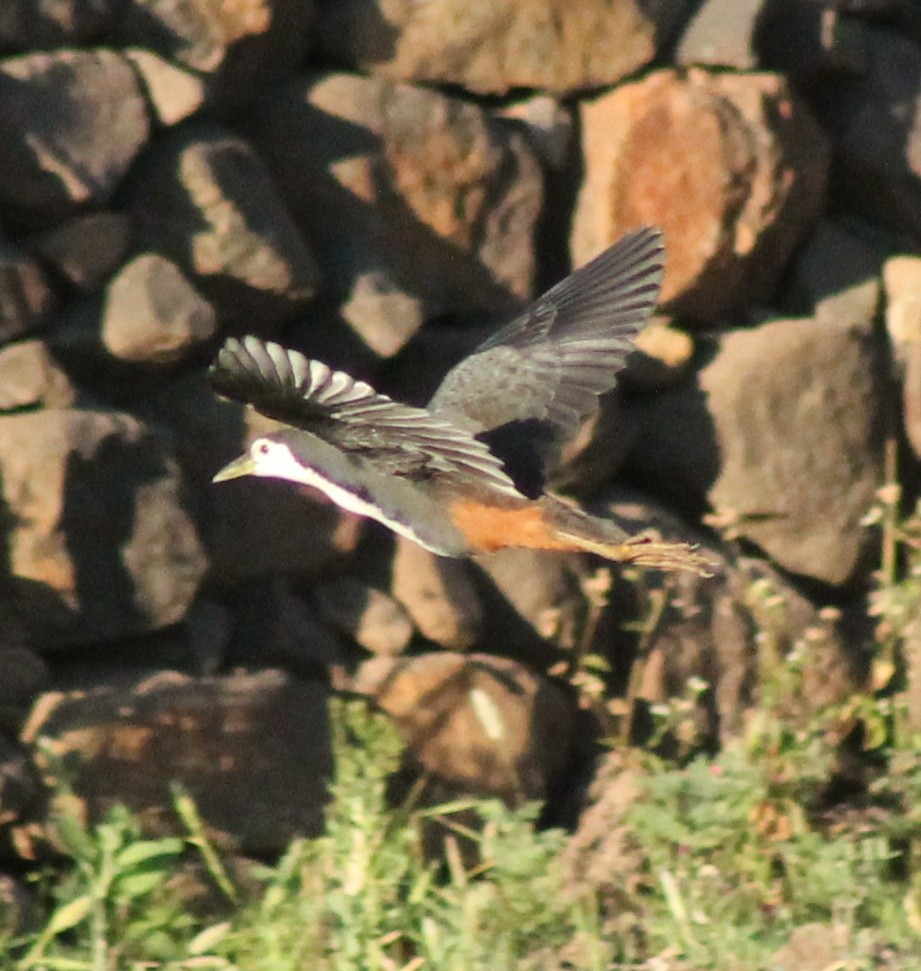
[12,490,921,969]
[7,701,609,971]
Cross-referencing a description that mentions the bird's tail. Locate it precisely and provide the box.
[541,497,714,575]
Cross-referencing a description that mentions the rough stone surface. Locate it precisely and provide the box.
[313,577,414,655]
[560,751,644,903]
[22,669,332,853]
[54,253,217,369]
[124,47,207,127]
[390,537,484,650]
[675,0,765,69]
[0,340,76,412]
[0,408,207,649]
[887,255,921,458]
[787,220,885,329]
[472,549,592,660]
[0,0,116,50]
[30,212,132,293]
[625,317,887,586]
[0,646,48,712]
[903,339,921,462]
[573,69,830,323]
[115,0,318,105]
[129,123,321,329]
[496,96,574,172]
[884,254,921,359]
[100,253,216,364]
[816,29,921,240]
[0,870,37,939]
[0,49,149,226]
[352,653,577,801]
[0,734,36,827]
[758,3,869,80]
[624,318,696,391]
[249,72,542,356]
[0,244,57,344]
[601,488,869,740]
[318,0,694,96]
[551,394,641,497]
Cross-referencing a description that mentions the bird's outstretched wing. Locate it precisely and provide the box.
[208,335,524,498]
[428,227,664,495]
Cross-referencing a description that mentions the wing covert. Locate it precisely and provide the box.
[208,335,523,498]
[428,227,664,491]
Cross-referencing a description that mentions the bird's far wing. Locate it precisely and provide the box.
[428,227,664,493]
[208,335,524,498]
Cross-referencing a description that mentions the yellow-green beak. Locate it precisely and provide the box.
[212,453,257,483]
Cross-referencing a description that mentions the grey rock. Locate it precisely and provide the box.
[884,254,921,362]
[0,645,48,714]
[22,669,332,853]
[758,2,869,80]
[472,548,592,661]
[30,212,132,293]
[676,0,766,69]
[625,316,887,586]
[0,408,207,650]
[0,245,57,344]
[0,0,115,50]
[129,123,320,329]
[100,253,217,364]
[123,48,207,127]
[0,340,75,412]
[787,220,886,328]
[587,487,870,743]
[115,0,318,106]
[314,577,414,655]
[495,96,575,171]
[816,28,921,240]
[0,49,149,226]
[391,537,484,650]
[0,734,36,828]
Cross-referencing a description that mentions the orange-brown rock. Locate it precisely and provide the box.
[249,71,542,356]
[573,69,829,323]
[352,653,577,801]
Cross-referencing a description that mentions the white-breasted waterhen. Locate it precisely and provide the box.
[209,227,710,573]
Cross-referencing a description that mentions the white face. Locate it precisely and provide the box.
[248,437,302,478]
[243,437,444,553]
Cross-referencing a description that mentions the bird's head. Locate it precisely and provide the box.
[212,435,308,484]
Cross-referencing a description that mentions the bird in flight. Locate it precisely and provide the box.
[209,227,709,574]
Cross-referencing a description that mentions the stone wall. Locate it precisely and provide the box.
[0,0,919,857]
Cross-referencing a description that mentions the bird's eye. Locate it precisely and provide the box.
[255,441,271,456]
